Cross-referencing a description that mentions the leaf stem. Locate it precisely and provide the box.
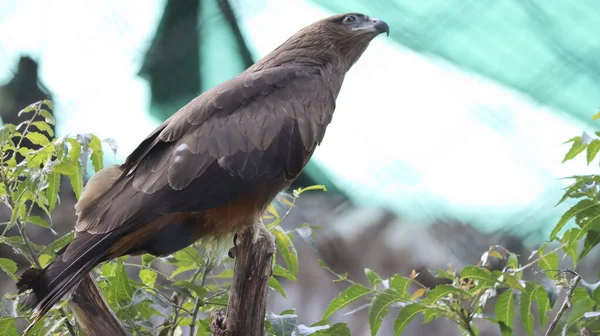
[515,243,566,274]
[189,266,210,336]
[459,307,477,336]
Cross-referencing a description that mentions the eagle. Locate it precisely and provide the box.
[17,13,389,320]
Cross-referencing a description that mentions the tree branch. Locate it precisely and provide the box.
[68,274,130,336]
[210,221,276,336]
[545,270,581,336]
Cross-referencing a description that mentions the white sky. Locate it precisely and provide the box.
[0,0,596,235]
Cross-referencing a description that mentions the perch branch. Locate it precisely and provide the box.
[211,220,276,336]
[68,274,130,336]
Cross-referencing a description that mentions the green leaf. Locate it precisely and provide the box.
[273,264,296,281]
[27,215,51,230]
[502,274,525,292]
[0,317,18,336]
[561,228,581,264]
[24,131,50,147]
[322,283,371,319]
[101,262,117,278]
[494,290,515,336]
[368,288,401,336]
[141,254,155,266]
[506,252,519,270]
[266,312,297,336]
[41,231,73,255]
[39,109,55,125]
[365,268,382,288]
[25,144,54,168]
[112,259,133,303]
[139,268,157,288]
[165,280,207,298]
[393,304,428,336]
[295,324,330,335]
[52,161,77,175]
[318,259,347,281]
[460,266,494,286]
[562,136,588,163]
[68,163,84,199]
[575,206,600,238]
[389,275,413,300]
[519,283,536,336]
[31,121,54,137]
[571,286,590,304]
[538,251,559,274]
[587,139,600,164]
[535,285,551,328]
[550,199,598,240]
[269,277,287,299]
[46,172,61,212]
[424,284,461,303]
[67,138,81,163]
[421,307,443,324]
[89,134,104,172]
[38,254,53,268]
[592,111,600,120]
[18,104,36,115]
[169,246,202,277]
[581,230,600,262]
[310,323,351,336]
[273,226,298,276]
[566,296,595,327]
[0,258,18,281]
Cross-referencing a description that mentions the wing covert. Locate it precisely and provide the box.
[76,66,335,234]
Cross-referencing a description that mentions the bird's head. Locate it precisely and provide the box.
[317,13,389,68]
[251,13,389,72]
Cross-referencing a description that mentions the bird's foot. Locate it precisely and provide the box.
[227,221,275,259]
[252,220,276,254]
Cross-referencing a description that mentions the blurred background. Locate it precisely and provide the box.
[1,0,600,335]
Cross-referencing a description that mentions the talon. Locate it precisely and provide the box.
[232,232,238,247]
[228,246,236,259]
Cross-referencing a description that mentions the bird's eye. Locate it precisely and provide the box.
[342,15,356,24]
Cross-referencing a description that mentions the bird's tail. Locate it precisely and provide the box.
[16,231,116,326]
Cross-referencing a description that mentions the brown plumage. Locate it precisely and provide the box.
[16,13,389,321]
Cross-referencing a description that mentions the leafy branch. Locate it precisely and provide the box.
[544,270,581,336]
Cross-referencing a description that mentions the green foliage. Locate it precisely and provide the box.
[3,101,600,335]
[308,110,600,336]
[0,102,332,335]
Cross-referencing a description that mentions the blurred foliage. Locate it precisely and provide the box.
[310,108,600,336]
[3,101,600,335]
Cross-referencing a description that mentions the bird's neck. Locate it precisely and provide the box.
[246,43,348,75]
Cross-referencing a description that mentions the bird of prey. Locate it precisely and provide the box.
[17,13,389,320]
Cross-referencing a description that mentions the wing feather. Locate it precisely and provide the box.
[76,66,334,234]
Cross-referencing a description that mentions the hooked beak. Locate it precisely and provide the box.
[352,17,390,37]
[371,18,390,37]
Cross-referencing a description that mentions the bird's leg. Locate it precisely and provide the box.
[227,220,275,260]
[251,220,275,253]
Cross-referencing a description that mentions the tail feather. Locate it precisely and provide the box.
[16,232,116,323]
